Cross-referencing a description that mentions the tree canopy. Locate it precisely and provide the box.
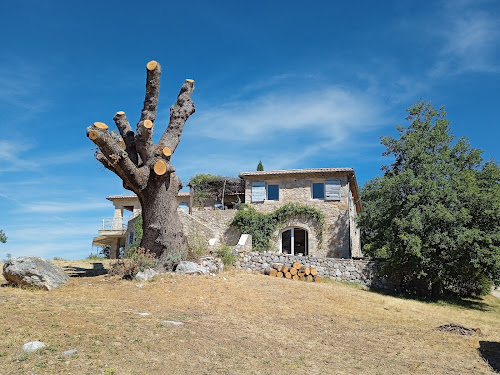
[0,230,6,243]
[358,100,500,297]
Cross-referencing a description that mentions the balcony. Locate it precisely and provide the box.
[98,217,127,237]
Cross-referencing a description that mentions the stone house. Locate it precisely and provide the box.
[91,168,362,259]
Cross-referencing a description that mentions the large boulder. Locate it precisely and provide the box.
[3,256,70,290]
[175,261,209,275]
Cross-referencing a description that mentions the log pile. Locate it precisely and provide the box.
[268,261,322,282]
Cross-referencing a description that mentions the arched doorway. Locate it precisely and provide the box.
[281,227,308,256]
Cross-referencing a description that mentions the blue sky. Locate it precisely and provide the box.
[0,0,499,260]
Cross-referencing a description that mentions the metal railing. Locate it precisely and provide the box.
[101,218,127,230]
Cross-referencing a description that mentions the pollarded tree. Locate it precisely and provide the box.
[86,61,195,267]
[358,100,500,297]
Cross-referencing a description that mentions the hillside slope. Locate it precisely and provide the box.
[1,260,499,374]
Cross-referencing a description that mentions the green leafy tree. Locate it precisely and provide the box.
[257,160,264,171]
[358,100,500,297]
[0,230,6,243]
[188,173,218,207]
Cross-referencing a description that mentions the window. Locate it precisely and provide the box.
[312,182,325,199]
[281,228,308,255]
[267,184,279,201]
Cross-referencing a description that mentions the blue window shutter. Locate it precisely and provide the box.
[267,184,279,201]
[325,179,341,201]
[312,182,325,199]
[251,181,265,202]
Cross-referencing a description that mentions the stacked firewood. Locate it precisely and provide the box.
[268,261,322,282]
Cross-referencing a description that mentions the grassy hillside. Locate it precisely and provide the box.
[1,260,499,374]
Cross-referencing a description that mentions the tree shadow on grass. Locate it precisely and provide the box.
[63,262,109,277]
[367,286,492,312]
[479,341,500,373]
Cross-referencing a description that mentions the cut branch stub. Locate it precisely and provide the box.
[143,119,153,129]
[159,79,195,153]
[93,122,109,130]
[88,130,98,140]
[147,60,158,71]
[140,61,161,123]
[154,159,168,175]
[113,111,138,166]
[162,146,172,157]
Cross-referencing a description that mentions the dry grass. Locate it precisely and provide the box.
[1,260,499,374]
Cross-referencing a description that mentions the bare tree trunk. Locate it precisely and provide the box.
[86,61,195,265]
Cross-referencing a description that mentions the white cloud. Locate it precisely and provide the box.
[0,61,52,121]
[0,140,92,173]
[193,86,387,143]
[432,1,500,75]
[0,140,38,172]
[21,200,110,214]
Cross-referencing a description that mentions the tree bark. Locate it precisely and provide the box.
[139,172,186,260]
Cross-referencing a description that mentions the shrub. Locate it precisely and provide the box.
[109,248,156,279]
[217,244,235,267]
[86,253,105,260]
[186,229,210,260]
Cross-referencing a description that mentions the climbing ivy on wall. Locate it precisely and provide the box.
[230,203,325,252]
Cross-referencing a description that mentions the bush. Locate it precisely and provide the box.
[217,245,235,267]
[86,253,105,260]
[109,248,156,279]
[186,229,210,260]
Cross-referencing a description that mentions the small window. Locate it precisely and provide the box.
[312,182,325,199]
[267,184,279,201]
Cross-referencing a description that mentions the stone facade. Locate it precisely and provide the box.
[240,169,361,258]
[235,251,395,290]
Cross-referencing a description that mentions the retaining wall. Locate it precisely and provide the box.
[235,251,396,290]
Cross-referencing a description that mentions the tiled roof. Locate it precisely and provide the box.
[239,168,354,177]
[107,194,137,200]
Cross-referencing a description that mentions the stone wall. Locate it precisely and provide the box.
[190,210,240,245]
[178,210,216,243]
[235,251,396,291]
